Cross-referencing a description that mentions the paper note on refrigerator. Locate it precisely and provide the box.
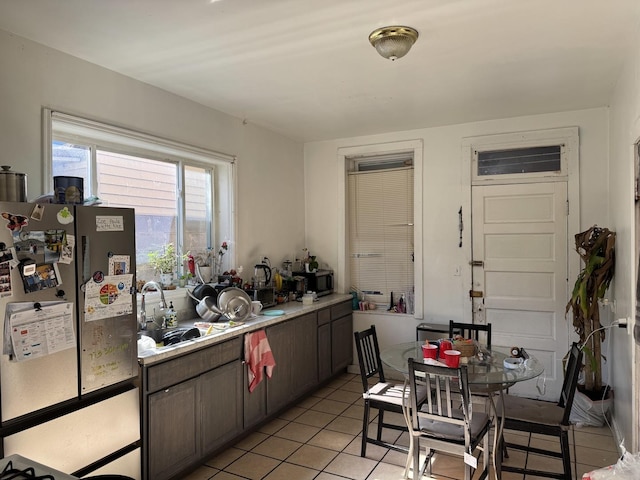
[8,302,75,361]
[83,274,133,322]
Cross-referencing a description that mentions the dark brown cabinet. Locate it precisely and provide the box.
[201,360,243,455]
[266,311,318,415]
[142,337,242,480]
[317,307,332,382]
[140,296,351,480]
[317,300,353,381]
[243,361,267,429]
[331,302,353,372]
[148,378,199,480]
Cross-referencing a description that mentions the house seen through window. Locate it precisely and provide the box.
[48,111,233,282]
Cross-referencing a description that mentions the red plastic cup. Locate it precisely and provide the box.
[444,350,461,368]
[439,339,453,358]
[421,343,438,360]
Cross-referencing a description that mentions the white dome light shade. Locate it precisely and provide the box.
[369,26,419,61]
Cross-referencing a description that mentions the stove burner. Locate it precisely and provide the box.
[0,461,55,480]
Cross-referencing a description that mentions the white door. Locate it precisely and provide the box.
[471,182,569,401]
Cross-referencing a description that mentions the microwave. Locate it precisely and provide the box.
[292,269,334,297]
[245,286,277,308]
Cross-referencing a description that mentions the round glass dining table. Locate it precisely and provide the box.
[380,342,544,480]
[380,341,544,390]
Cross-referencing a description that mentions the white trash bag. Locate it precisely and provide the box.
[570,390,613,428]
[582,450,640,479]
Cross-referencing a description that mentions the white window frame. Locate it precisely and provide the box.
[337,140,424,319]
[42,109,237,270]
[467,128,574,186]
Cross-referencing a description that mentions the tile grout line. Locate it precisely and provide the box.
[195,371,616,480]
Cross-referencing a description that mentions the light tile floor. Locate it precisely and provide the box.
[181,372,619,480]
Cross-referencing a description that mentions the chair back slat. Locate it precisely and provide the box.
[354,326,386,391]
[425,374,434,413]
[559,342,583,425]
[408,358,468,429]
[443,378,451,417]
[449,320,492,349]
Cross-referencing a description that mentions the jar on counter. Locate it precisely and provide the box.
[302,292,314,306]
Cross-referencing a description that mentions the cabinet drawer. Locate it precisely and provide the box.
[317,308,331,326]
[146,338,242,392]
[331,300,352,320]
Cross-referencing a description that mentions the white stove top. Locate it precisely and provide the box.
[0,454,77,480]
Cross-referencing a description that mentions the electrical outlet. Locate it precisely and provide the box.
[617,317,631,335]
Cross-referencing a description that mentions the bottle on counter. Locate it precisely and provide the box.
[165,301,178,328]
[273,269,283,291]
[398,293,406,314]
[406,288,415,315]
[351,291,359,310]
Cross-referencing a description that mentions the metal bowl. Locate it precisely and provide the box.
[217,287,252,322]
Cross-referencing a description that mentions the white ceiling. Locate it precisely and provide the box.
[0,0,638,142]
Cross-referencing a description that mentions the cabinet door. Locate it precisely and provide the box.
[201,360,243,455]
[266,321,294,414]
[293,312,318,395]
[317,323,331,382]
[148,378,199,480]
[331,314,353,373]
[243,361,267,429]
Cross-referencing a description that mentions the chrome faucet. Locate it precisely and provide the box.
[139,281,168,330]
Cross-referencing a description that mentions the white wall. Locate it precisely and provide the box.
[0,27,306,475]
[305,109,609,350]
[0,29,306,272]
[608,22,640,452]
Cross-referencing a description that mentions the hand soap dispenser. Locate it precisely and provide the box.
[165,301,178,328]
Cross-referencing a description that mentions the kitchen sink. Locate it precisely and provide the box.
[138,326,201,346]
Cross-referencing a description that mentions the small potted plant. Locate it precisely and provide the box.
[301,248,320,273]
[178,272,192,288]
[307,255,319,272]
[148,242,179,287]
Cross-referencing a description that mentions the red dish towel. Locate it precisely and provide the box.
[244,330,276,393]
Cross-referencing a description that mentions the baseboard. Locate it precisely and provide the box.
[346,364,359,375]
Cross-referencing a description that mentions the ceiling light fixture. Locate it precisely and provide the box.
[369,26,419,61]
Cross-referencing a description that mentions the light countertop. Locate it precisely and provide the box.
[137,293,351,366]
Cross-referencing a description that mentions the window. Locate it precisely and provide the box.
[477,145,562,176]
[347,154,414,310]
[45,110,234,280]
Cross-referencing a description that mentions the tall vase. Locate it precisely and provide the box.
[199,266,212,283]
[213,255,224,281]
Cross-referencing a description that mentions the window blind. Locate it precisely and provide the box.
[348,167,414,306]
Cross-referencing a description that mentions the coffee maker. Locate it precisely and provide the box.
[245,262,276,308]
[253,263,271,288]
[287,275,307,300]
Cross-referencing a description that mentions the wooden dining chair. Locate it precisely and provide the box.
[354,326,427,457]
[448,320,492,349]
[404,358,492,480]
[498,342,583,479]
[448,320,495,403]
